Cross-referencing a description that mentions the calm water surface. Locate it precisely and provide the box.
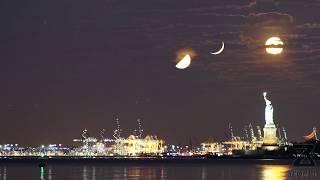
[0,162,319,180]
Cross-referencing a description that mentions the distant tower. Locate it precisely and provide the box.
[113,117,122,139]
[243,126,249,141]
[138,119,143,138]
[256,126,262,141]
[82,129,88,140]
[229,123,235,141]
[134,119,144,138]
[249,123,256,142]
[282,127,288,145]
[277,124,282,140]
[100,129,106,143]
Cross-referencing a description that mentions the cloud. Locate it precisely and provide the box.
[246,12,293,26]
[236,12,294,50]
[297,23,320,29]
[248,0,257,8]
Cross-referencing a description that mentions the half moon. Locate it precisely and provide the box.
[210,41,224,55]
[176,54,191,69]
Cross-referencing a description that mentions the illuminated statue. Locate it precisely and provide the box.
[263,92,274,125]
[262,92,278,149]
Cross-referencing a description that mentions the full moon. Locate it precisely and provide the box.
[265,37,284,55]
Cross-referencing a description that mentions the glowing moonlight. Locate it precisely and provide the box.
[176,54,191,69]
[265,37,284,55]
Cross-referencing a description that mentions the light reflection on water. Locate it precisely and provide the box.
[0,166,6,180]
[0,163,318,180]
[258,165,290,180]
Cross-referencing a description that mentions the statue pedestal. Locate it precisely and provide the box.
[262,124,279,151]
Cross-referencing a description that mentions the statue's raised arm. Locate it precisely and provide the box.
[263,92,272,105]
[263,92,274,125]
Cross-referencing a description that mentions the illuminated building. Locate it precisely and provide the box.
[110,119,165,156]
[72,129,98,156]
[112,135,164,156]
[200,137,222,155]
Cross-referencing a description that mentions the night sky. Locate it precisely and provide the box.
[1,0,320,146]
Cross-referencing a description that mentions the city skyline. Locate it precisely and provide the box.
[1,0,320,146]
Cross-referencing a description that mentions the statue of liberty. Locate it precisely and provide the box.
[263,92,274,125]
[262,92,278,148]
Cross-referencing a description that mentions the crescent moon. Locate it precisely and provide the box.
[210,41,224,55]
[176,54,191,69]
